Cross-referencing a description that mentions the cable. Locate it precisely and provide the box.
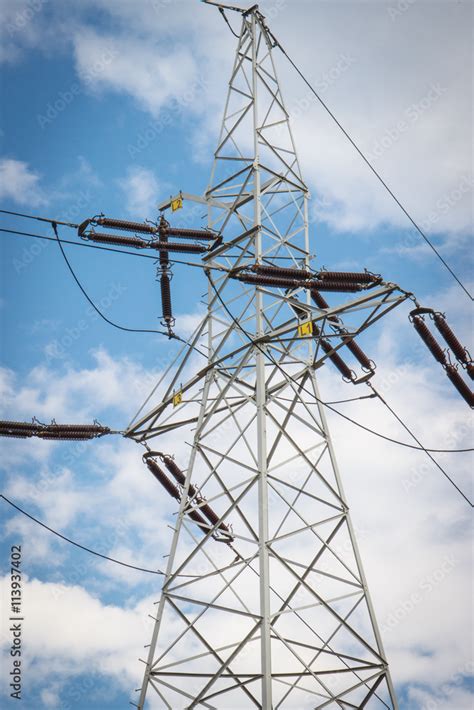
[50,223,178,343]
[207,275,472,452]
[51,223,209,360]
[0,226,209,268]
[321,394,378,405]
[0,208,79,228]
[268,33,473,302]
[1,222,316,266]
[0,494,164,575]
[206,274,473,506]
[369,384,473,507]
[218,7,240,37]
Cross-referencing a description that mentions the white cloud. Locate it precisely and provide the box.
[1,309,472,705]
[1,2,473,706]
[0,349,164,425]
[72,27,200,117]
[0,575,155,694]
[0,0,47,63]
[0,158,48,207]
[117,166,162,217]
[2,1,473,238]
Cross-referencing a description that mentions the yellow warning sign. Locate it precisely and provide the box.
[173,391,183,407]
[298,320,313,337]
[171,196,183,212]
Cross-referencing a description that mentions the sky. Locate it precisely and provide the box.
[0,0,473,708]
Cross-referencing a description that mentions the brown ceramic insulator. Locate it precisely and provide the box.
[445,366,474,408]
[433,313,471,366]
[145,458,181,501]
[85,232,148,249]
[412,316,447,365]
[95,217,157,234]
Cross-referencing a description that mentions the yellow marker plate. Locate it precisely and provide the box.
[298,320,313,337]
[171,196,183,212]
[173,391,183,407]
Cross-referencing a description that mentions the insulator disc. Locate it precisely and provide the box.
[253,264,312,280]
[310,291,340,323]
[151,241,207,254]
[433,313,470,365]
[186,507,211,534]
[445,366,474,408]
[37,432,98,440]
[146,459,181,500]
[86,232,148,249]
[314,326,354,381]
[165,227,216,241]
[160,274,173,323]
[161,456,186,485]
[309,280,363,292]
[317,271,379,283]
[0,421,41,431]
[236,273,303,289]
[45,424,110,434]
[95,217,157,234]
[343,337,374,372]
[412,316,447,365]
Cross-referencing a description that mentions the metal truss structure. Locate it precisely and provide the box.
[129,6,407,708]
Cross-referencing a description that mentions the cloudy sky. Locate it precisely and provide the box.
[0,0,472,708]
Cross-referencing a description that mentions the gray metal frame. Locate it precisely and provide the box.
[132,7,403,708]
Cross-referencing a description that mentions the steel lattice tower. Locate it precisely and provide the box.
[129,6,405,708]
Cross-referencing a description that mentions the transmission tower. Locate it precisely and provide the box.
[128,5,407,708]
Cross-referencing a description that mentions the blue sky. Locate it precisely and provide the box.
[0,1,472,709]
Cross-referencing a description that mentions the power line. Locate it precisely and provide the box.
[2,226,158,260]
[268,32,473,302]
[0,494,164,575]
[0,208,79,228]
[0,226,207,268]
[206,274,473,505]
[1,214,315,265]
[51,223,209,360]
[51,222,172,338]
[369,384,473,507]
[218,7,240,38]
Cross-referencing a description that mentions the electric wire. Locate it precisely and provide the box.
[0,494,164,575]
[1,223,280,272]
[369,384,473,507]
[0,226,211,268]
[1,215,315,265]
[268,32,473,302]
[0,208,79,228]
[218,7,240,37]
[5,219,470,454]
[51,223,206,359]
[52,222,171,338]
[206,274,473,505]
